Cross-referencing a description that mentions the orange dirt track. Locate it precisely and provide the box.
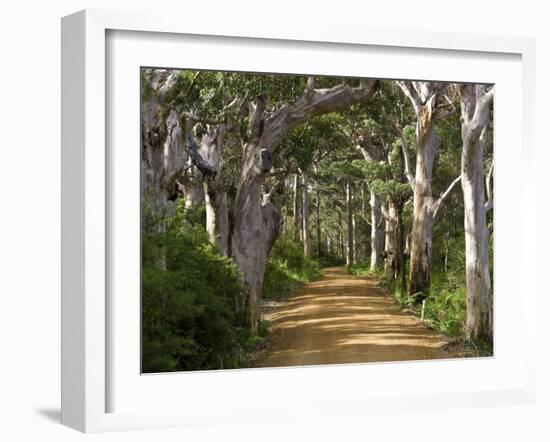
[255,267,459,368]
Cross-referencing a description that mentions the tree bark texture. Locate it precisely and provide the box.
[458,84,494,343]
[346,177,354,266]
[370,191,384,269]
[397,81,442,297]
[302,171,311,258]
[382,199,400,282]
[293,174,303,241]
[316,187,322,258]
[141,71,189,215]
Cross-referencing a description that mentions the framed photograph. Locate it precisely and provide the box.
[61,9,537,433]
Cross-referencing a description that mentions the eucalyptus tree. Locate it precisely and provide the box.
[141,69,191,215]
[153,71,377,331]
[396,81,461,297]
[353,128,386,269]
[457,84,494,343]
[347,82,414,280]
[236,77,378,330]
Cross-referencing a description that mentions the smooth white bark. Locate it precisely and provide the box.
[459,84,494,343]
[302,171,311,258]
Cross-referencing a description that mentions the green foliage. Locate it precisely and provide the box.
[141,201,251,373]
[352,260,468,338]
[420,271,467,336]
[263,239,322,299]
[349,262,386,279]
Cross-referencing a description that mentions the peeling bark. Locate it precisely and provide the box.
[141,71,188,214]
[186,123,231,255]
[458,84,494,343]
[397,81,456,298]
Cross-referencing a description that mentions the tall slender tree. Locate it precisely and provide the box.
[457,84,494,343]
[397,81,460,297]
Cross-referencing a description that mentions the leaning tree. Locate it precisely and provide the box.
[232,77,377,331]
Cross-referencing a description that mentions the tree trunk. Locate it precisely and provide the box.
[302,171,311,258]
[293,174,302,241]
[346,177,354,266]
[408,114,439,297]
[204,182,230,256]
[187,123,230,254]
[232,177,281,333]
[459,84,493,344]
[398,206,407,296]
[370,191,384,269]
[183,181,204,209]
[316,187,321,258]
[352,211,357,263]
[397,81,442,298]
[383,199,400,282]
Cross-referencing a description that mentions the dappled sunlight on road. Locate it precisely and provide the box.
[255,267,456,368]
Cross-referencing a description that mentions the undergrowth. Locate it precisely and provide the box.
[349,261,492,356]
[263,239,322,300]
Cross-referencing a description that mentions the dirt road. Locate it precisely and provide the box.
[255,267,457,368]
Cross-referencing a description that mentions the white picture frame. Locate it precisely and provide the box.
[61,9,537,433]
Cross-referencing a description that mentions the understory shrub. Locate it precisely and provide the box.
[350,261,468,338]
[141,201,251,373]
[263,239,322,299]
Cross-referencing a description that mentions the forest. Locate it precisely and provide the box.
[141,68,493,373]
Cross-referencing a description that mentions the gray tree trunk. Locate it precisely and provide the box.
[406,93,438,296]
[370,191,384,269]
[316,187,322,258]
[382,199,399,282]
[397,81,458,298]
[346,177,354,266]
[302,171,311,258]
[293,174,302,241]
[141,72,187,215]
[458,84,494,343]
[196,125,231,255]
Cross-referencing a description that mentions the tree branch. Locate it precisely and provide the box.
[433,175,461,219]
[247,95,267,142]
[263,79,378,150]
[185,133,217,178]
[397,129,415,190]
[305,76,316,99]
[396,81,421,113]
[435,100,456,120]
[180,111,225,126]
